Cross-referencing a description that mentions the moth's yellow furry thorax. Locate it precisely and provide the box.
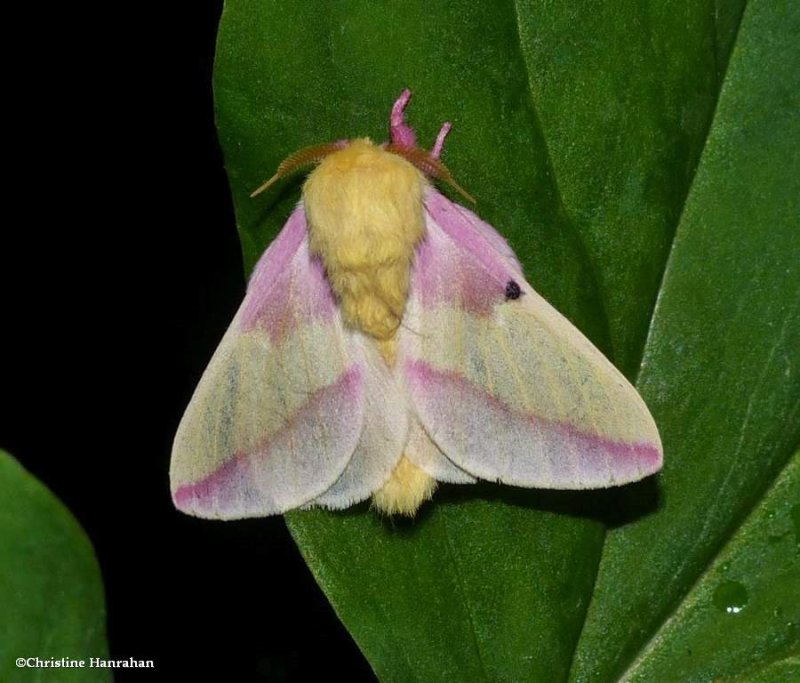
[303,139,426,341]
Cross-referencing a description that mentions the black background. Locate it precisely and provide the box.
[1,2,375,681]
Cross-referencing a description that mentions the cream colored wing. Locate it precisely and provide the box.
[398,191,662,489]
[171,206,406,519]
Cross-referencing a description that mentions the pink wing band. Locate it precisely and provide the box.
[405,360,661,487]
[241,204,337,343]
[173,367,363,517]
[414,190,522,314]
[425,189,522,273]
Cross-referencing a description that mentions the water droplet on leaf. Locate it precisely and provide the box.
[713,580,748,615]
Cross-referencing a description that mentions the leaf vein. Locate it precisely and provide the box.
[618,446,798,680]
[633,0,749,383]
[509,0,613,362]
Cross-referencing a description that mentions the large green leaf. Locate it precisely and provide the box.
[213,0,799,680]
[0,451,109,682]
[571,1,800,677]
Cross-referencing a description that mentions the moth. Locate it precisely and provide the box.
[170,90,662,518]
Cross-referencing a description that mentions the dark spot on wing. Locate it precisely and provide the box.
[504,279,522,301]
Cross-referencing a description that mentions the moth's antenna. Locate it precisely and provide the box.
[390,89,417,148]
[431,122,451,160]
[387,144,476,204]
[250,142,345,197]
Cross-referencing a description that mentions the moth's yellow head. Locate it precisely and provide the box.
[250,137,473,203]
[309,138,413,178]
[303,138,425,213]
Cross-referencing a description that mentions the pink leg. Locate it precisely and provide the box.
[390,89,417,148]
[431,122,452,159]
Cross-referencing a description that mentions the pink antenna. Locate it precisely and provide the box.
[431,122,451,160]
[390,89,417,148]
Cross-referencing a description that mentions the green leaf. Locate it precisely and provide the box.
[0,451,109,681]
[570,1,800,677]
[213,0,799,680]
[607,453,799,681]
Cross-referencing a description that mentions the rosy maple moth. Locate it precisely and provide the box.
[170,90,662,518]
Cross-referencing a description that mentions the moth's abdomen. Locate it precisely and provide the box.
[303,139,426,341]
[330,263,410,340]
